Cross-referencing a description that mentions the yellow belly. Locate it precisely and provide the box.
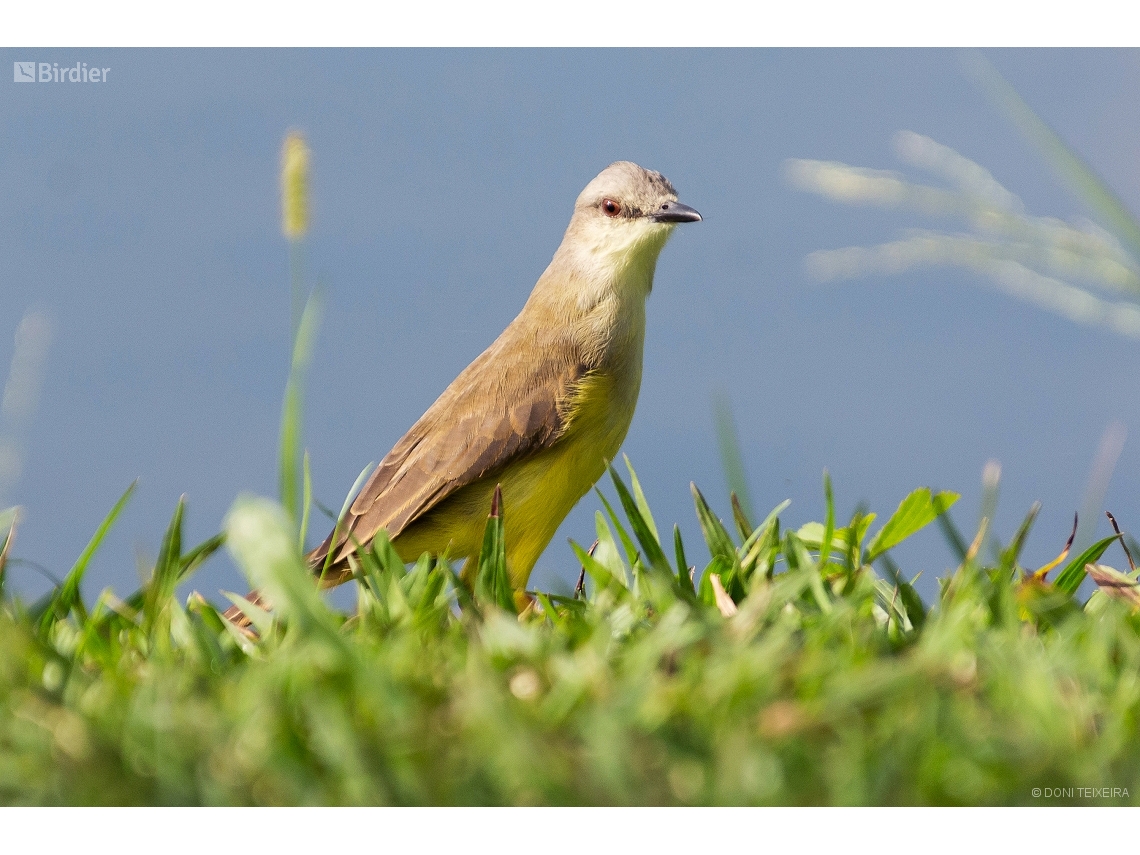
[391,371,635,589]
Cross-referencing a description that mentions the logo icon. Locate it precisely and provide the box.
[13,62,36,83]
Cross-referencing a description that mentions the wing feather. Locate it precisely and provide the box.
[309,329,586,569]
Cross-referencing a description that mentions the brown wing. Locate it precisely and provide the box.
[309,326,587,569]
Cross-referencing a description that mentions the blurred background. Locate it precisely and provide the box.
[2,48,1139,605]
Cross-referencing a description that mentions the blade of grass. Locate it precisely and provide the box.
[34,481,136,633]
[937,510,970,563]
[713,393,754,523]
[865,488,960,563]
[299,450,313,552]
[784,530,831,613]
[674,525,695,597]
[691,482,744,596]
[278,289,323,530]
[534,592,566,631]
[180,533,225,578]
[741,500,791,557]
[730,493,753,543]
[475,485,514,614]
[1053,534,1120,596]
[595,487,642,577]
[594,513,629,589]
[609,464,672,580]
[0,508,17,596]
[877,551,926,630]
[964,52,1140,262]
[622,454,660,543]
[144,495,186,629]
[819,471,836,570]
[321,460,376,578]
[978,460,1002,561]
[571,539,622,601]
[843,506,870,575]
[999,501,1041,572]
[1105,511,1137,575]
[1034,513,1078,580]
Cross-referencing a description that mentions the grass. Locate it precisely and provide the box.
[1,434,1139,804]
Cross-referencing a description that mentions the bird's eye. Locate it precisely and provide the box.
[601,198,622,218]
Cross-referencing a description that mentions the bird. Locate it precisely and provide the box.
[224,161,700,625]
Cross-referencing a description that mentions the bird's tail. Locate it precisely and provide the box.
[221,588,273,631]
[222,539,353,629]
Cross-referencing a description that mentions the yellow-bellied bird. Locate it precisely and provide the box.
[227,161,700,623]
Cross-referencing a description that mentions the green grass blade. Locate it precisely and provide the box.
[691,482,745,598]
[186,591,227,629]
[180,533,225,579]
[965,52,1140,264]
[278,384,302,527]
[594,512,630,589]
[182,596,228,667]
[743,516,782,583]
[713,393,754,523]
[299,450,313,552]
[367,528,405,578]
[843,507,871,574]
[35,481,136,633]
[622,454,660,542]
[595,488,641,575]
[819,470,836,571]
[741,499,791,557]
[784,530,831,613]
[877,551,927,631]
[697,555,729,607]
[999,501,1041,572]
[154,496,184,586]
[691,483,737,559]
[533,592,566,630]
[674,525,695,596]
[0,507,17,597]
[88,522,219,638]
[866,489,960,563]
[278,289,323,529]
[937,510,970,563]
[730,493,753,543]
[448,563,477,616]
[216,593,267,653]
[1053,534,1120,596]
[144,495,186,630]
[321,460,375,578]
[608,464,672,579]
[475,485,514,614]
[571,538,620,599]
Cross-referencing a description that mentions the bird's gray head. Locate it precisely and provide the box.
[560,162,701,291]
[574,161,702,229]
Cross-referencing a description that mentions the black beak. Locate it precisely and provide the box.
[652,201,702,223]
